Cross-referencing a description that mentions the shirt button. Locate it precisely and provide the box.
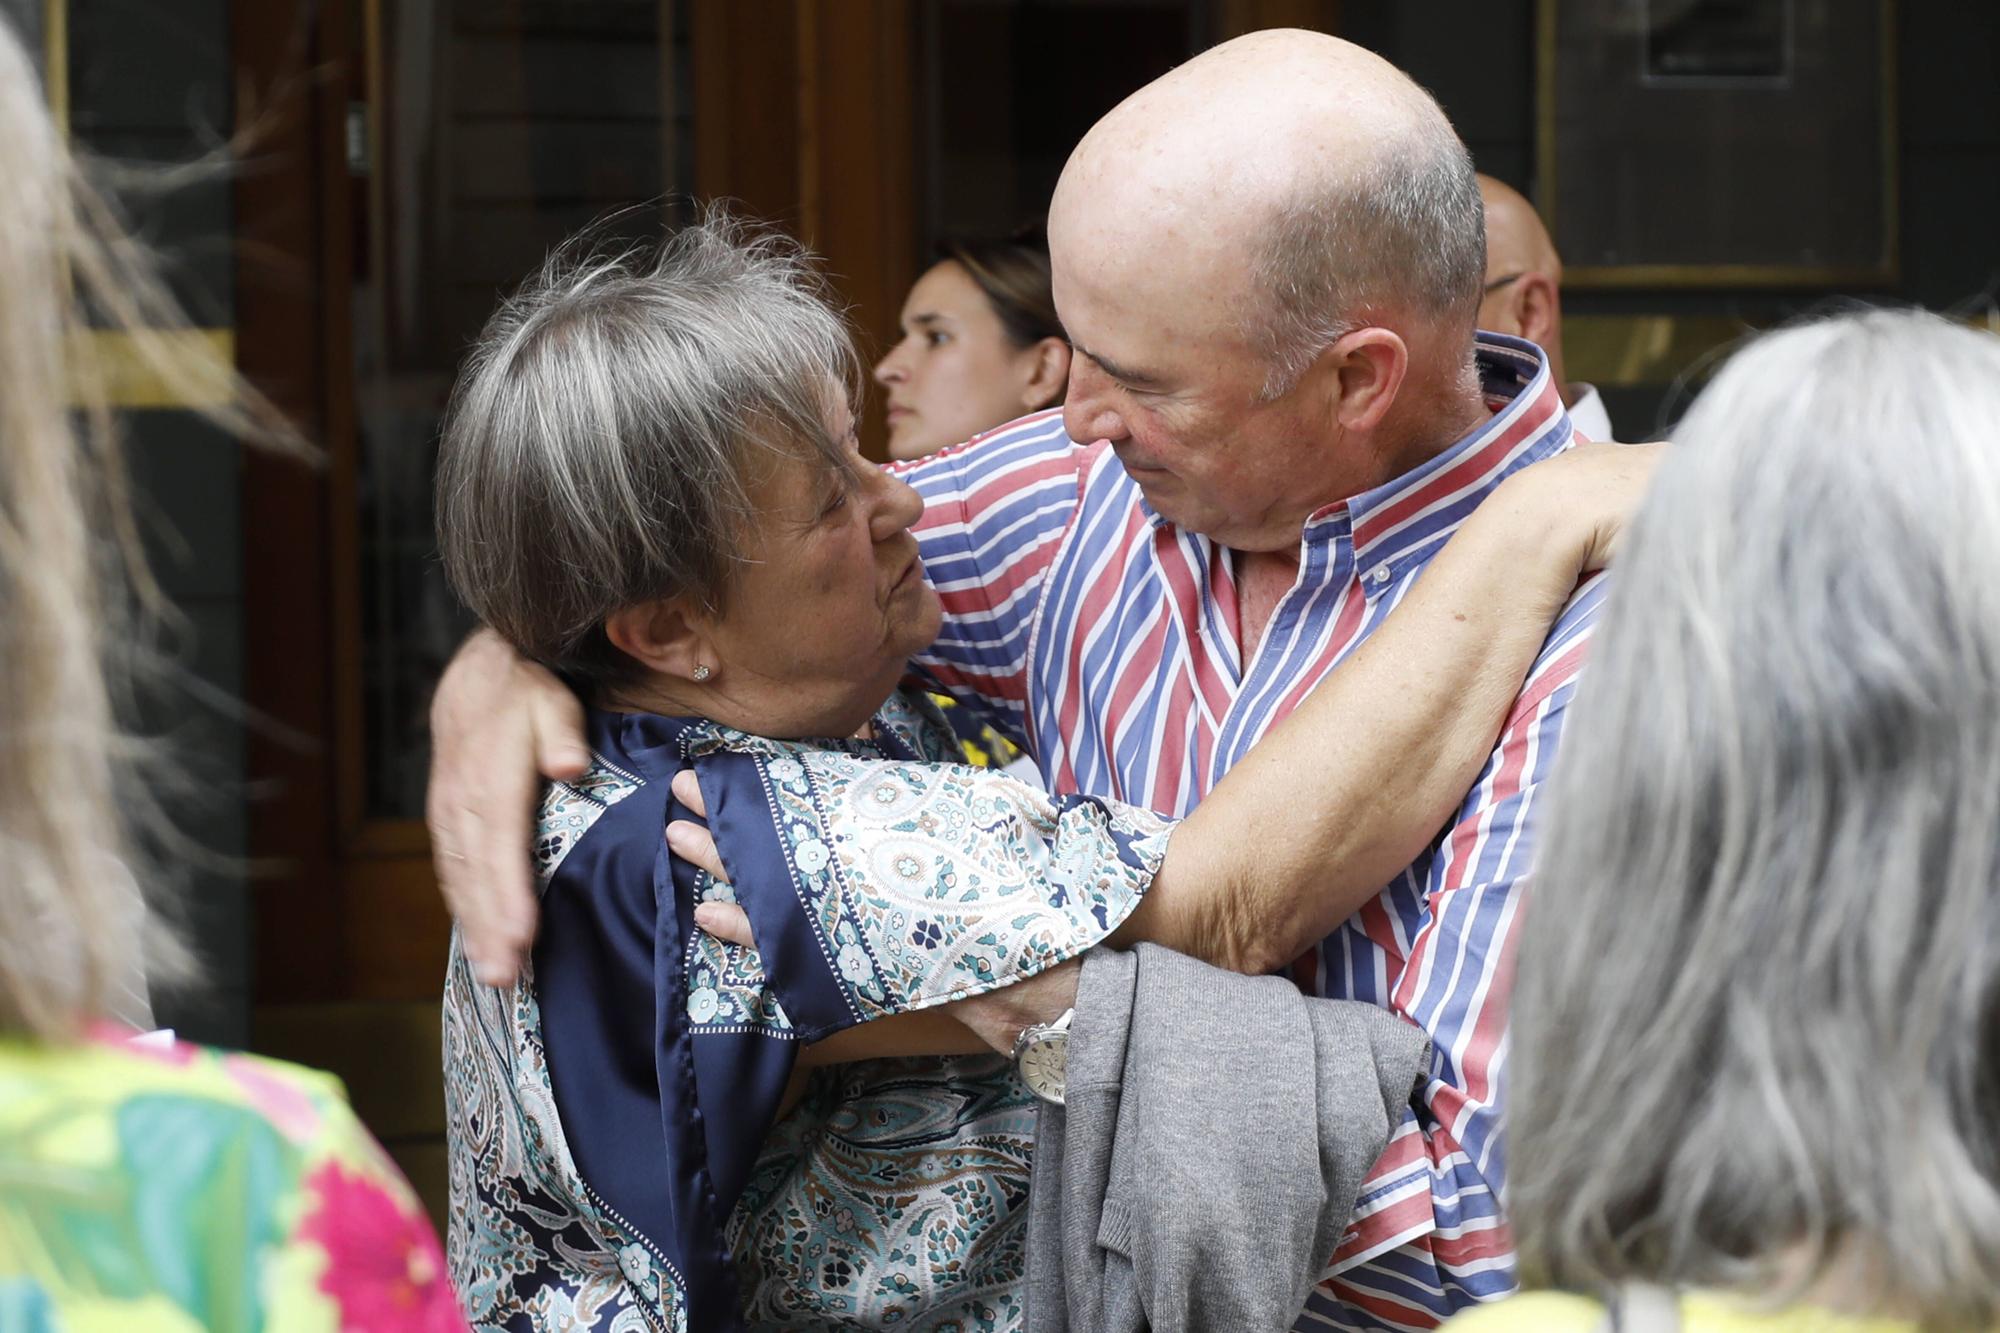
[1369,565,1391,586]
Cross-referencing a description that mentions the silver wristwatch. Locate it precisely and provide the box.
[1011,1007,1075,1105]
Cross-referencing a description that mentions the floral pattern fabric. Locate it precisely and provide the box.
[729,1055,1036,1331]
[444,689,1172,1331]
[0,1032,464,1332]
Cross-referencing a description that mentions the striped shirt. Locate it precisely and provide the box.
[902,333,1602,1331]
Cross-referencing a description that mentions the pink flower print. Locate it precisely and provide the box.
[296,1161,466,1331]
[223,1055,323,1142]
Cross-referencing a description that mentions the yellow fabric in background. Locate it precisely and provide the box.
[1443,1290,1924,1333]
[930,691,1024,770]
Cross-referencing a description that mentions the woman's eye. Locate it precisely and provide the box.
[926,330,950,348]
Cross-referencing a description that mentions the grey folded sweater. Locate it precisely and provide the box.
[1024,944,1431,1333]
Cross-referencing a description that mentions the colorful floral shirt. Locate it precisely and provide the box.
[0,1032,464,1332]
[443,689,1172,1331]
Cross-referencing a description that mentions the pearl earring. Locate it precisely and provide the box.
[692,664,711,682]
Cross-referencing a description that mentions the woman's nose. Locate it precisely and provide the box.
[873,342,908,386]
[868,466,925,540]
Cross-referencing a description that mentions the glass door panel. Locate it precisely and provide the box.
[350,0,692,817]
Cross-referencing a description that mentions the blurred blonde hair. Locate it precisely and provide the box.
[0,15,280,1041]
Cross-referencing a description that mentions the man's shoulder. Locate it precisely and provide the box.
[966,406,1076,453]
[902,406,1072,461]
[1489,570,1606,743]
[899,409,1113,494]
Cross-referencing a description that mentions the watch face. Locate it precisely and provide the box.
[1018,1031,1068,1105]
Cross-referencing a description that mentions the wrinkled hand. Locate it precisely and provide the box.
[667,770,746,944]
[427,628,588,986]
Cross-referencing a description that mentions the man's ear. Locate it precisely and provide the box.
[1022,337,1072,412]
[603,598,715,683]
[1319,326,1409,434]
[1513,272,1561,352]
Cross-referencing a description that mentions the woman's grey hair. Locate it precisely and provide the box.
[1506,308,2000,1328]
[436,209,862,691]
[1251,91,1484,400]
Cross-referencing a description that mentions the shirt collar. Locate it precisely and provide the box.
[1565,381,1616,443]
[1314,331,1574,589]
[584,702,923,782]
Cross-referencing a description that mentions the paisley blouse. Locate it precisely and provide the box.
[444,690,1172,1331]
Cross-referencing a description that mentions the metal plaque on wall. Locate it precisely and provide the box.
[1537,0,1897,288]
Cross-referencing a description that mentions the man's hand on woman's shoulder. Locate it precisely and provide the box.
[427,628,589,986]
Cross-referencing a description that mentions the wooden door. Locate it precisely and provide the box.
[236,0,918,1218]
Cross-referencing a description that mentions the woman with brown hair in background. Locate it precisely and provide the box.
[875,228,1071,463]
[874,230,1071,771]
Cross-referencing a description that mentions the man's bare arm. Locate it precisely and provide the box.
[1112,445,1651,974]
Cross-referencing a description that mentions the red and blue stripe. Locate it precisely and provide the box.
[903,334,1594,1329]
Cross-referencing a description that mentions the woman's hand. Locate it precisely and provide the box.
[667,770,753,943]
[427,628,590,986]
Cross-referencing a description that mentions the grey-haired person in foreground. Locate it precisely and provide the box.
[1447,308,2000,1333]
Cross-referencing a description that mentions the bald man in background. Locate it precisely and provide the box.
[1476,174,1617,441]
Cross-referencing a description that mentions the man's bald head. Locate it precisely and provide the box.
[1045,31,1495,550]
[1474,173,1570,388]
[1477,174,1560,287]
[1050,29,1485,399]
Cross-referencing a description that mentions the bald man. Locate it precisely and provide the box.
[1477,173,1618,441]
[430,31,1623,1328]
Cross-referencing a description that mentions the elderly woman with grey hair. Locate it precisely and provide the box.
[434,211,1650,1331]
[1445,308,2000,1333]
